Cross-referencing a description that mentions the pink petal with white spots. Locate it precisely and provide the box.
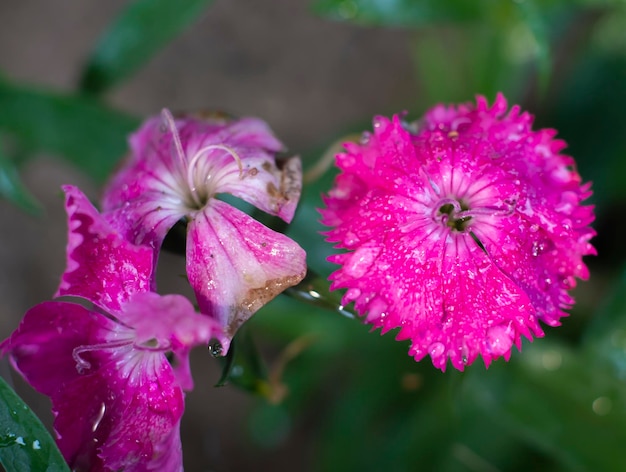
[321,94,594,371]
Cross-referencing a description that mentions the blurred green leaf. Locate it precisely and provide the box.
[0,80,139,182]
[312,0,484,26]
[0,144,41,214]
[515,0,552,93]
[464,341,626,472]
[80,0,215,94]
[284,269,356,319]
[215,326,270,397]
[583,267,626,379]
[0,377,70,472]
[548,55,626,207]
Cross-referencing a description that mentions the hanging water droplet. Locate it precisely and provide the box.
[345,246,380,278]
[208,341,223,357]
[486,324,514,356]
[365,298,388,322]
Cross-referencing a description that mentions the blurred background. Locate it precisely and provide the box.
[0,0,625,471]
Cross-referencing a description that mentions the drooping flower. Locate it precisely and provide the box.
[102,110,306,351]
[1,186,224,471]
[320,94,595,371]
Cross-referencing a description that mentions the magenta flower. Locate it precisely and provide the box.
[1,186,224,471]
[321,94,595,371]
[102,110,306,351]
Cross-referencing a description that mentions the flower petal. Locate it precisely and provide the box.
[186,200,306,349]
[58,186,154,314]
[2,300,184,471]
[121,292,226,390]
[321,95,594,371]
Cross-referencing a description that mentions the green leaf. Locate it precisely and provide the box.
[583,267,626,378]
[283,269,356,319]
[312,0,484,27]
[214,327,270,397]
[463,341,626,472]
[0,377,70,472]
[0,144,41,214]
[80,0,215,94]
[0,80,139,182]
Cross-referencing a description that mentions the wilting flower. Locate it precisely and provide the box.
[321,94,595,371]
[103,110,306,351]
[1,186,224,471]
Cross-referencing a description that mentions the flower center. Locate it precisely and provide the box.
[161,109,243,211]
[436,199,472,232]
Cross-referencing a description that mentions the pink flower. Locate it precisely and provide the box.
[102,110,306,351]
[320,94,595,371]
[1,186,224,471]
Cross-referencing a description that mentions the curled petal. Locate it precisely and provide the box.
[186,200,306,349]
[58,185,154,314]
[121,292,226,390]
[1,301,184,471]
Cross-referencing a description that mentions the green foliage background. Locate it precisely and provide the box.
[1,0,625,470]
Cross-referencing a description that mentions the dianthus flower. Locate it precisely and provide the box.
[102,110,306,351]
[1,186,224,471]
[321,94,595,371]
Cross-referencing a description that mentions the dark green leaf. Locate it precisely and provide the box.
[0,80,139,182]
[0,144,41,214]
[283,269,356,319]
[0,377,70,472]
[583,267,626,378]
[80,0,215,94]
[214,327,270,396]
[515,0,552,94]
[463,341,626,472]
[312,0,484,27]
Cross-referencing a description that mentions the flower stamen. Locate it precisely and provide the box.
[73,339,133,373]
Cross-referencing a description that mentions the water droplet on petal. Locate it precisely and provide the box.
[486,325,514,356]
[91,403,106,433]
[428,342,445,358]
[208,341,223,357]
[365,298,388,322]
[344,288,361,302]
[345,246,380,278]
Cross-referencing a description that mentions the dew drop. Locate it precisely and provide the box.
[92,403,106,433]
[32,440,41,450]
[344,231,359,246]
[428,342,445,358]
[345,246,380,278]
[365,298,388,322]
[208,341,223,357]
[15,437,25,446]
[344,287,361,302]
[486,325,514,356]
